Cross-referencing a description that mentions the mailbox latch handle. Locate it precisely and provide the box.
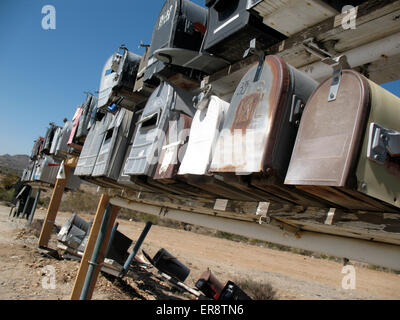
[367,122,400,164]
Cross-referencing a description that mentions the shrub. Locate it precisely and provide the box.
[234,277,276,300]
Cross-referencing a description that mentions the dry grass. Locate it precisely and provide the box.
[234,277,276,300]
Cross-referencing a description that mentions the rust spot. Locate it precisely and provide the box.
[231,92,263,132]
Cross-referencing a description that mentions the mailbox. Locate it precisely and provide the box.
[202,0,286,63]
[75,111,112,177]
[91,108,138,185]
[143,0,208,83]
[210,55,323,206]
[33,155,60,185]
[76,94,98,141]
[123,81,196,178]
[43,123,59,155]
[53,120,73,159]
[285,70,400,211]
[97,48,148,112]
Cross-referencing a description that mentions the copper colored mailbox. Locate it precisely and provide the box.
[285,70,400,211]
[210,55,322,206]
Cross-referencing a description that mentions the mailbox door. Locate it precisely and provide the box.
[285,70,371,187]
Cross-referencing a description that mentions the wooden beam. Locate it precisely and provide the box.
[110,197,400,271]
[207,0,400,89]
[38,165,72,247]
[65,155,79,168]
[70,194,110,300]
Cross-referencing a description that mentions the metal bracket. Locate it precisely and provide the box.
[256,202,270,225]
[322,55,351,102]
[243,38,265,82]
[302,38,332,60]
[193,84,213,110]
[159,207,169,217]
[289,95,305,126]
[367,122,400,165]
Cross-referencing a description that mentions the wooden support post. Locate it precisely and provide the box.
[70,195,120,300]
[38,165,72,248]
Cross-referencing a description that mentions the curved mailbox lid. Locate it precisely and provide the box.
[210,55,316,178]
[179,96,229,175]
[285,70,371,187]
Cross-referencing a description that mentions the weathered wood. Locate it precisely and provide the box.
[110,186,400,246]
[70,194,110,300]
[206,0,400,94]
[65,155,79,168]
[38,165,72,248]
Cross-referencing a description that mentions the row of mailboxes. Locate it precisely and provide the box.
[73,52,400,211]
[88,0,370,116]
[21,156,81,190]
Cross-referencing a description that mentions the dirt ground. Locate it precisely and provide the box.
[0,204,399,300]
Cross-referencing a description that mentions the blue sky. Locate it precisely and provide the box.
[0,0,399,155]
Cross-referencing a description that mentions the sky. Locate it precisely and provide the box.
[0,0,399,156]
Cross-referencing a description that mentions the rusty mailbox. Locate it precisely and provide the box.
[210,55,324,206]
[285,70,400,211]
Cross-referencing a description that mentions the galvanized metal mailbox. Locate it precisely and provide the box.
[143,0,208,83]
[202,0,286,63]
[33,155,60,185]
[75,112,112,177]
[31,137,45,161]
[97,48,146,112]
[53,120,73,159]
[76,94,98,142]
[49,127,62,156]
[123,81,196,178]
[43,123,59,155]
[209,55,323,206]
[91,108,137,184]
[285,70,400,211]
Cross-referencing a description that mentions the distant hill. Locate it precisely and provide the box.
[0,154,30,175]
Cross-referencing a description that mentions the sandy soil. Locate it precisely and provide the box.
[0,204,399,300]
